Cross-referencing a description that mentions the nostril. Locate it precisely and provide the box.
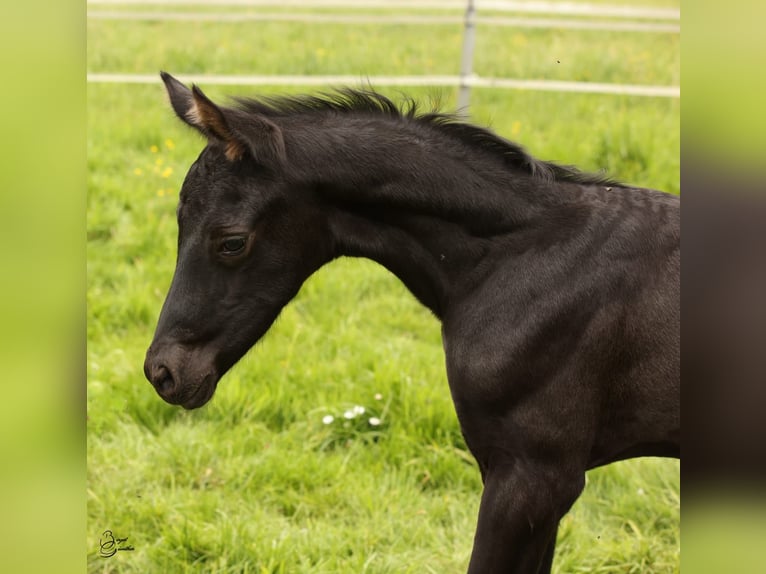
[153,365,175,396]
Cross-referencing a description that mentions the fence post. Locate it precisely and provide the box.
[457,0,476,116]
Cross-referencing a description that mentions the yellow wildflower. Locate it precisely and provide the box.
[133,168,143,176]
[150,145,159,153]
[161,167,173,178]
[165,138,175,150]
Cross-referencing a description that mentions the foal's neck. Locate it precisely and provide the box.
[283,117,576,317]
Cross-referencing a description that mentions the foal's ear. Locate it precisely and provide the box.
[160,72,286,166]
[161,72,196,127]
[160,71,234,144]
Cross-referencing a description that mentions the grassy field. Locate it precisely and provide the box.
[87,3,680,572]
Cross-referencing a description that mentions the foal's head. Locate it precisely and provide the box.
[144,73,327,409]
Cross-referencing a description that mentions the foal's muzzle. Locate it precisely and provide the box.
[144,344,219,409]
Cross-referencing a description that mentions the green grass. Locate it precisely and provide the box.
[87,5,679,572]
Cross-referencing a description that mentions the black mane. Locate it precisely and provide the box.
[233,88,619,187]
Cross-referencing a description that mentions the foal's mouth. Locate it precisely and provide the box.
[153,370,219,410]
[178,374,219,410]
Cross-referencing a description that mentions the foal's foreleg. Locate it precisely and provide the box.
[537,534,558,574]
[466,464,584,574]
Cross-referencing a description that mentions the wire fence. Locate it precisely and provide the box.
[87,0,680,106]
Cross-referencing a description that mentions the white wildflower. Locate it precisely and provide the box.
[322,415,334,425]
[353,405,365,415]
[368,417,381,426]
[374,393,383,401]
[343,410,356,419]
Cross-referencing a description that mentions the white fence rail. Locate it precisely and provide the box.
[86,0,680,21]
[87,11,680,33]
[87,73,680,99]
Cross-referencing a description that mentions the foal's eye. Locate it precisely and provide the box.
[219,236,247,256]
